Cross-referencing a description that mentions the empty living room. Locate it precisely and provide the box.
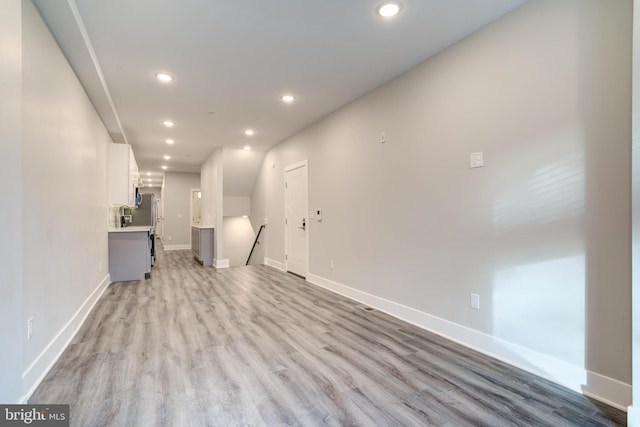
[1,0,639,426]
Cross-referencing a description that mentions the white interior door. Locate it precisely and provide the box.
[285,161,308,277]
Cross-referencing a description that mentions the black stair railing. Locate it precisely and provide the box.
[246,225,266,266]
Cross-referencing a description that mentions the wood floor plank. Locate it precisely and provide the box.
[28,247,627,426]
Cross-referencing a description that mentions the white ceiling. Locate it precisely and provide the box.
[34,0,526,190]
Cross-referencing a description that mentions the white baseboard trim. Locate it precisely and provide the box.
[163,244,191,251]
[628,405,639,426]
[306,272,631,411]
[214,258,230,268]
[21,273,111,403]
[582,372,632,412]
[264,257,285,271]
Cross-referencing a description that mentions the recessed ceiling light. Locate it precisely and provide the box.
[161,165,168,170]
[281,94,295,103]
[163,155,171,160]
[166,139,175,145]
[377,2,401,17]
[155,72,174,82]
[244,129,255,136]
[243,146,251,150]
[163,120,174,127]
[146,172,151,176]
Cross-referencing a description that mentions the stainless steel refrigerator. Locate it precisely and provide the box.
[130,193,157,265]
[131,194,156,227]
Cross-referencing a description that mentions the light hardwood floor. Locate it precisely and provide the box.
[30,247,627,426]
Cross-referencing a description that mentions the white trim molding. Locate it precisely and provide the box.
[306,272,632,411]
[21,274,111,403]
[214,258,229,268]
[582,373,632,412]
[163,244,191,251]
[264,257,285,272]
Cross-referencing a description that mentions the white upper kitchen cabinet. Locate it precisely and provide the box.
[108,143,139,206]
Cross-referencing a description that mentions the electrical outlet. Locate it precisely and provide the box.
[27,317,34,339]
[470,294,480,310]
[469,152,484,168]
[380,132,386,144]
[330,260,335,269]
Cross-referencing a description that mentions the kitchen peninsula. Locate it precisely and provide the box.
[108,226,154,281]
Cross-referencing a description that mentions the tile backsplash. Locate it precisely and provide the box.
[108,206,119,228]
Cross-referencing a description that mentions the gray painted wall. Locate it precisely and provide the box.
[252,0,632,391]
[20,0,110,398]
[163,172,201,247]
[0,0,23,404]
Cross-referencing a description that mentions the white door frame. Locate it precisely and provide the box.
[284,160,309,278]
[189,188,201,248]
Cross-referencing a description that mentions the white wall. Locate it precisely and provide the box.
[251,0,632,408]
[249,159,270,266]
[223,196,250,217]
[163,172,201,249]
[20,0,111,399]
[223,148,265,198]
[0,0,23,404]
[223,217,256,267]
[201,148,225,263]
[200,148,221,228]
[140,186,161,198]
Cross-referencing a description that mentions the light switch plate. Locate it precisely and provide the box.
[470,293,480,310]
[470,152,484,168]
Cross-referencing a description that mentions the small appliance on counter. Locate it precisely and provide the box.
[119,206,132,227]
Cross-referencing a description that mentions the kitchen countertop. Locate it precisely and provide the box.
[108,226,154,233]
[191,224,214,229]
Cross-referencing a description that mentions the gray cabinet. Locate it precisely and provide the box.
[192,226,214,266]
[108,227,152,281]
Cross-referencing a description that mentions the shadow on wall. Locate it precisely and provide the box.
[223,216,257,267]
